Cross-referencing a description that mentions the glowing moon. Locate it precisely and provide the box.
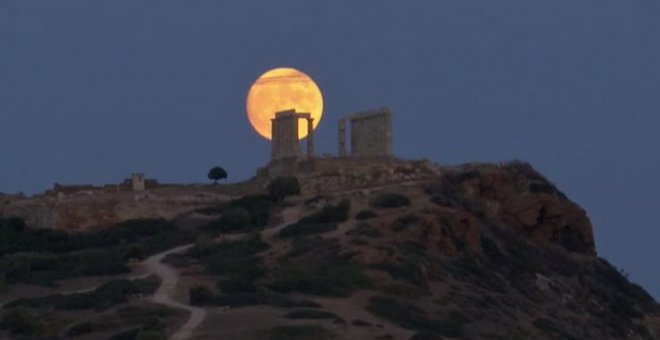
[246,67,323,140]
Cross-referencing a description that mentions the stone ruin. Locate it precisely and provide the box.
[45,174,158,197]
[261,107,398,183]
[131,173,145,191]
[271,109,314,160]
[339,107,392,158]
[270,107,392,163]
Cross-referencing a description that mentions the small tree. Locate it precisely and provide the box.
[189,286,214,306]
[3,308,45,336]
[267,176,301,202]
[122,244,146,261]
[207,166,228,184]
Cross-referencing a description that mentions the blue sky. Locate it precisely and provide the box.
[1,1,659,297]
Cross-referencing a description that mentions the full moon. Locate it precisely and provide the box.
[246,67,323,140]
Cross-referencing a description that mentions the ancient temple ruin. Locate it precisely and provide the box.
[339,108,392,157]
[268,107,392,165]
[271,109,314,160]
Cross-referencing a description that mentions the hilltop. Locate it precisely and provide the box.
[0,159,658,339]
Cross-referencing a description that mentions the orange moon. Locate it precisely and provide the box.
[246,67,323,140]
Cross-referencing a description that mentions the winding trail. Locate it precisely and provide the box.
[140,243,205,340]
[152,206,301,339]
[1,204,340,338]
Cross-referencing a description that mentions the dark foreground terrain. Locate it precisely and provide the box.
[1,161,658,339]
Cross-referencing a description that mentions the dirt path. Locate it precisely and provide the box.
[261,206,302,239]
[1,205,305,338]
[140,244,206,340]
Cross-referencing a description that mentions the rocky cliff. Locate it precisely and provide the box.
[1,160,658,339]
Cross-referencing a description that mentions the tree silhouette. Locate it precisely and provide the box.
[267,176,301,202]
[207,166,228,184]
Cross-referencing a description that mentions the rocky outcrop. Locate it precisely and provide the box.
[0,190,231,230]
[261,157,442,195]
[427,161,596,255]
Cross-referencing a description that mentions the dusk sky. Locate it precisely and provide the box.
[1,2,659,297]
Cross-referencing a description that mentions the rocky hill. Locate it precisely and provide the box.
[169,161,659,339]
[1,160,658,340]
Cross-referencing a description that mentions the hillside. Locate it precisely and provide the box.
[1,160,658,340]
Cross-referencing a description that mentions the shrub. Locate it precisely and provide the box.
[7,276,160,311]
[66,321,93,337]
[0,219,186,255]
[410,332,444,340]
[393,214,420,232]
[350,238,368,246]
[207,255,265,280]
[202,235,268,278]
[278,201,350,238]
[367,296,462,337]
[136,330,167,340]
[480,237,503,262]
[370,262,426,288]
[532,317,579,340]
[346,223,382,238]
[108,328,140,340]
[117,305,179,324]
[267,298,321,309]
[2,308,45,336]
[367,296,429,329]
[208,207,253,233]
[189,286,215,306]
[355,209,377,220]
[198,195,274,228]
[0,281,9,295]
[268,262,370,297]
[595,258,656,309]
[213,292,263,307]
[380,283,423,299]
[194,233,268,259]
[371,193,411,208]
[218,277,258,294]
[278,223,337,238]
[267,176,301,202]
[123,244,146,261]
[298,200,351,224]
[212,291,318,308]
[429,195,452,207]
[80,251,131,276]
[267,325,333,340]
[284,309,344,323]
[1,217,195,286]
[352,319,372,326]
[286,237,340,258]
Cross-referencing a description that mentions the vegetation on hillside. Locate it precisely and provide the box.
[370,192,411,208]
[200,194,275,234]
[0,217,195,286]
[6,275,160,311]
[1,161,658,339]
[277,199,350,238]
[267,176,301,202]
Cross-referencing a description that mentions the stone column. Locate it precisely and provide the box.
[338,118,347,157]
[271,110,300,160]
[271,118,279,159]
[306,118,314,158]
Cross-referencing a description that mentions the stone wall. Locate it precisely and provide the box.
[258,157,441,195]
[44,177,160,196]
[339,108,392,157]
[271,110,301,160]
[1,187,232,231]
